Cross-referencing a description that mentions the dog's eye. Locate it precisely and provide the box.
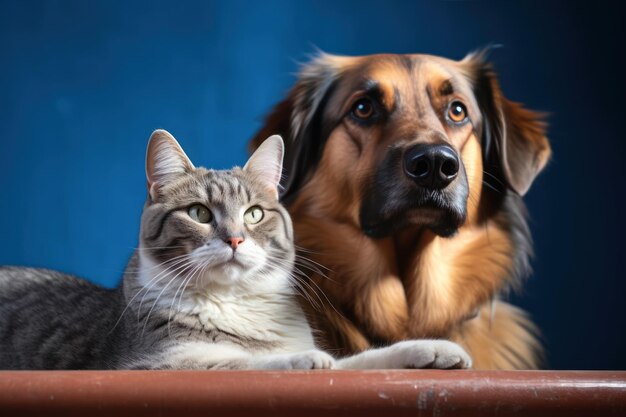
[447,101,467,123]
[351,98,375,120]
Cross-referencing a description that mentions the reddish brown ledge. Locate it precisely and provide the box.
[0,370,624,416]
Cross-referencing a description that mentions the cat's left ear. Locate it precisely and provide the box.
[146,129,194,200]
[244,135,284,200]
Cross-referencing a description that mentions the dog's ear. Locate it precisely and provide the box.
[463,52,551,196]
[249,53,348,201]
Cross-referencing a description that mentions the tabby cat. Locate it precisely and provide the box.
[0,130,471,370]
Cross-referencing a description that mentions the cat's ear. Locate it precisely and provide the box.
[146,129,194,199]
[244,135,284,200]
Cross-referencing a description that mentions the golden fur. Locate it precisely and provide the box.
[250,51,550,369]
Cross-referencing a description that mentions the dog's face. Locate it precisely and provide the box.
[318,55,481,237]
[251,52,551,238]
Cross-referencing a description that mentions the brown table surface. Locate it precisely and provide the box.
[0,370,625,416]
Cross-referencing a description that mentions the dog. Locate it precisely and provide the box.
[249,51,551,369]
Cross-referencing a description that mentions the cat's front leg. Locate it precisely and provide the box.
[247,349,336,370]
[126,345,335,370]
[336,340,472,370]
[199,350,336,370]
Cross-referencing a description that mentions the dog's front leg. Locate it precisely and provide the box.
[336,340,472,370]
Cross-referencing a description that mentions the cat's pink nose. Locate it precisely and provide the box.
[225,237,244,250]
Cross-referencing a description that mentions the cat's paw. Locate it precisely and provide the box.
[388,340,472,369]
[258,350,336,370]
[285,350,336,370]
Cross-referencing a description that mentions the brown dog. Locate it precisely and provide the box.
[249,51,551,369]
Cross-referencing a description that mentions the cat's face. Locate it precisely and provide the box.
[139,130,293,289]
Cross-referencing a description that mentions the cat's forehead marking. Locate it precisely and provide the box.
[163,167,273,212]
[203,170,248,204]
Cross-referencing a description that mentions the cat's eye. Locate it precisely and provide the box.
[244,206,264,225]
[188,204,212,223]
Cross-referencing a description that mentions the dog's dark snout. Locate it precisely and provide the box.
[404,144,459,189]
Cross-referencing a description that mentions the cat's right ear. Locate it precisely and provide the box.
[244,135,284,200]
[146,129,194,200]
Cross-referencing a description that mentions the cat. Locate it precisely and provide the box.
[0,130,472,370]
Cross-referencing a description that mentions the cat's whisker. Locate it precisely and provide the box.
[294,253,331,272]
[136,257,195,318]
[303,276,346,319]
[260,258,316,302]
[268,258,309,281]
[289,274,323,310]
[136,258,195,320]
[293,244,323,255]
[263,257,326,311]
[109,255,194,333]
[132,245,189,251]
[169,254,217,327]
[188,260,209,305]
[140,261,195,339]
[134,255,194,297]
[175,254,218,316]
[260,268,318,309]
[291,252,338,284]
[266,256,318,282]
[482,179,503,194]
[265,255,334,297]
[175,262,205,315]
[167,261,206,335]
[264,255,346,319]
[122,252,192,275]
[292,258,333,282]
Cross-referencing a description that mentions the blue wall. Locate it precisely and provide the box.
[1,0,625,369]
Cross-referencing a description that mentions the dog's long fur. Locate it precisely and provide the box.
[249,51,551,369]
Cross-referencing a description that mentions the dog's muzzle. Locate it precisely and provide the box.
[360,144,468,239]
[404,144,459,189]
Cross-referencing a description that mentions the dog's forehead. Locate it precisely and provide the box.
[337,54,475,101]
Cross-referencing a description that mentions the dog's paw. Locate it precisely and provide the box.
[388,340,472,369]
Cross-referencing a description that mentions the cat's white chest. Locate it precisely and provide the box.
[181,292,315,352]
[189,295,235,329]
[136,255,315,352]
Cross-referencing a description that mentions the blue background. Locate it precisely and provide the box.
[1,0,625,370]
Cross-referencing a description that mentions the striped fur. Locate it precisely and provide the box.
[0,132,317,369]
[0,130,473,370]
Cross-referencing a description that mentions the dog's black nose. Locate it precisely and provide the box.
[404,144,459,189]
